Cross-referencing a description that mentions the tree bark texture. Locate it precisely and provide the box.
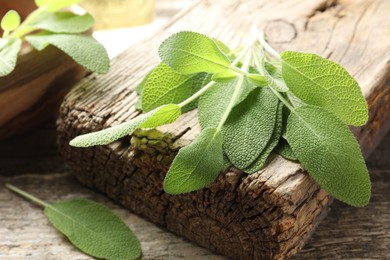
[57,0,390,259]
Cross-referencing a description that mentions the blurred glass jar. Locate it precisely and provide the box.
[80,0,156,30]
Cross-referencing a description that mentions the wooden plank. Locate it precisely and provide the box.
[56,0,390,259]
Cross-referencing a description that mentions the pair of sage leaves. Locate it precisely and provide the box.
[71,31,371,207]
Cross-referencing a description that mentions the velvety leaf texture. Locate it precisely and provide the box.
[159,31,231,74]
[0,38,21,77]
[30,11,94,33]
[281,51,368,126]
[140,104,181,128]
[285,105,371,206]
[222,87,279,169]
[164,128,223,194]
[26,33,109,74]
[141,63,209,112]
[274,138,297,161]
[198,77,257,128]
[45,199,141,260]
[212,38,235,61]
[243,101,283,173]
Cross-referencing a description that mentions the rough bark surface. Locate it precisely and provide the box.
[57,0,390,259]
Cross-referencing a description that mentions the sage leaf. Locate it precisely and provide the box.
[222,88,279,168]
[164,127,223,194]
[198,77,257,128]
[70,104,181,147]
[159,31,231,74]
[212,38,235,61]
[274,138,297,161]
[243,102,283,173]
[140,104,181,128]
[26,33,109,74]
[141,62,210,112]
[1,10,21,31]
[29,11,94,33]
[211,70,237,83]
[0,38,22,77]
[5,184,141,260]
[285,105,371,206]
[281,51,368,126]
[45,199,141,260]
[247,73,267,86]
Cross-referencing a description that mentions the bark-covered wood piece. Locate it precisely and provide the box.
[57,0,390,259]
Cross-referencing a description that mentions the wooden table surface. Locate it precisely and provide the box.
[1,1,389,259]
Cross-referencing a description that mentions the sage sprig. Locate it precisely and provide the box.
[70,31,371,207]
[0,0,109,77]
[5,184,141,260]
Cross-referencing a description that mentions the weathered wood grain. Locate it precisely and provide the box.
[56,0,390,259]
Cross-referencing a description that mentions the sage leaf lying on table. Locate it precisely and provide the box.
[0,0,109,77]
[5,184,141,260]
[70,30,371,207]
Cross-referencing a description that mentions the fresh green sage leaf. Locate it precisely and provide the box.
[285,105,371,206]
[159,31,231,74]
[140,104,181,128]
[5,184,141,260]
[164,127,223,194]
[243,102,283,173]
[0,38,22,77]
[1,10,21,31]
[29,11,94,33]
[222,88,279,169]
[212,38,235,61]
[70,104,180,147]
[141,62,210,112]
[281,51,368,126]
[26,33,109,74]
[45,199,141,260]
[247,73,267,86]
[198,77,257,128]
[211,70,237,83]
[274,138,297,161]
